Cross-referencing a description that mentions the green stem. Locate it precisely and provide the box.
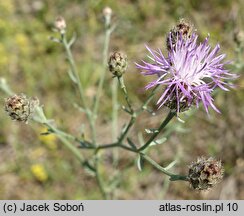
[115,76,135,145]
[92,21,112,199]
[93,27,111,118]
[94,154,108,199]
[141,154,188,181]
[0,78,14,96]
[118,77,133,113]
[136,84,160,115]
[35,107,84,163]
[138,111,176,152]
[62,36,87,109]
[117,114,136,144]
[112,79,118,141]
[62,35,96,143]
[117,84,160,144]
[112,79,119,167]
[80,142,186,181]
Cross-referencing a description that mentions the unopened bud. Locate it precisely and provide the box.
[108,52,128,77]
[5,94,39,123]
[166,19,194,51]
[103,6,112,18]
[188,157,224,190]
[54,16,66,34]
[103,7,112,26]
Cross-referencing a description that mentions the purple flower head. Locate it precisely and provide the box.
[136,32,236,114]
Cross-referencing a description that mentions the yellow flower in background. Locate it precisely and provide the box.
[15,33,28,46]
[31,164,48,182]
[15,33,29,46]
[39,127,58,150]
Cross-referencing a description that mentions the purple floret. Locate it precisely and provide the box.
[136,33,236,114]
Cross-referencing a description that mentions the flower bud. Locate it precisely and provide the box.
[5,94,39,123]
[103,6,112,27]
[54,16,66,34]
[103,6,112,18]
[188,157,224,190]
[166,19,194,51]
[108,52,128,77]
[234,29,244,46]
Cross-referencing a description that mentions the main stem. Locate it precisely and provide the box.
[92,22,112,199]
[94,154,108,199]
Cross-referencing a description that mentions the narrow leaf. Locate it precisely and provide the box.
[67,69,78,83]
[73,103,87,114]
[127,138,137,150]
[138,132,145,146]
[137,154,144,171]
[68,33,77,48]
[164,160,177,171]
[121,123,127,134]
[149,137,167,146]
[83,160,96,176]
[145,128,159,134]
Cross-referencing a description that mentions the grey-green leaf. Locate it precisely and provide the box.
[149,137,167,146]
[137,155,144,171]
[145,128,159,134]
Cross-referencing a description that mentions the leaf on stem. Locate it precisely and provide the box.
[120,123,128,134]
[121,105,131,114]
[127,138,137,150]
[137,154,144,171]
[49,36,61,43]
[73,103,92,116]
[83,160,96,176]
[67,69,78,83]
[149,137,167,146]
[68,33,77,48]
[32,106,47,123]
[164,160,177,171]
[138,132,145,146]
[144,107,156,116]
[145,128,159,134]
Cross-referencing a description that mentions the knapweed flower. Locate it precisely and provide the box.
[108,52,128,77]
[137,30,236,114]
[188,157,224,190]
[4,94,39,123]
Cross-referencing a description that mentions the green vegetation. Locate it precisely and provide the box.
[0,0,243,199]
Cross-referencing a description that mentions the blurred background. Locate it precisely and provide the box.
[0,0,243,199]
